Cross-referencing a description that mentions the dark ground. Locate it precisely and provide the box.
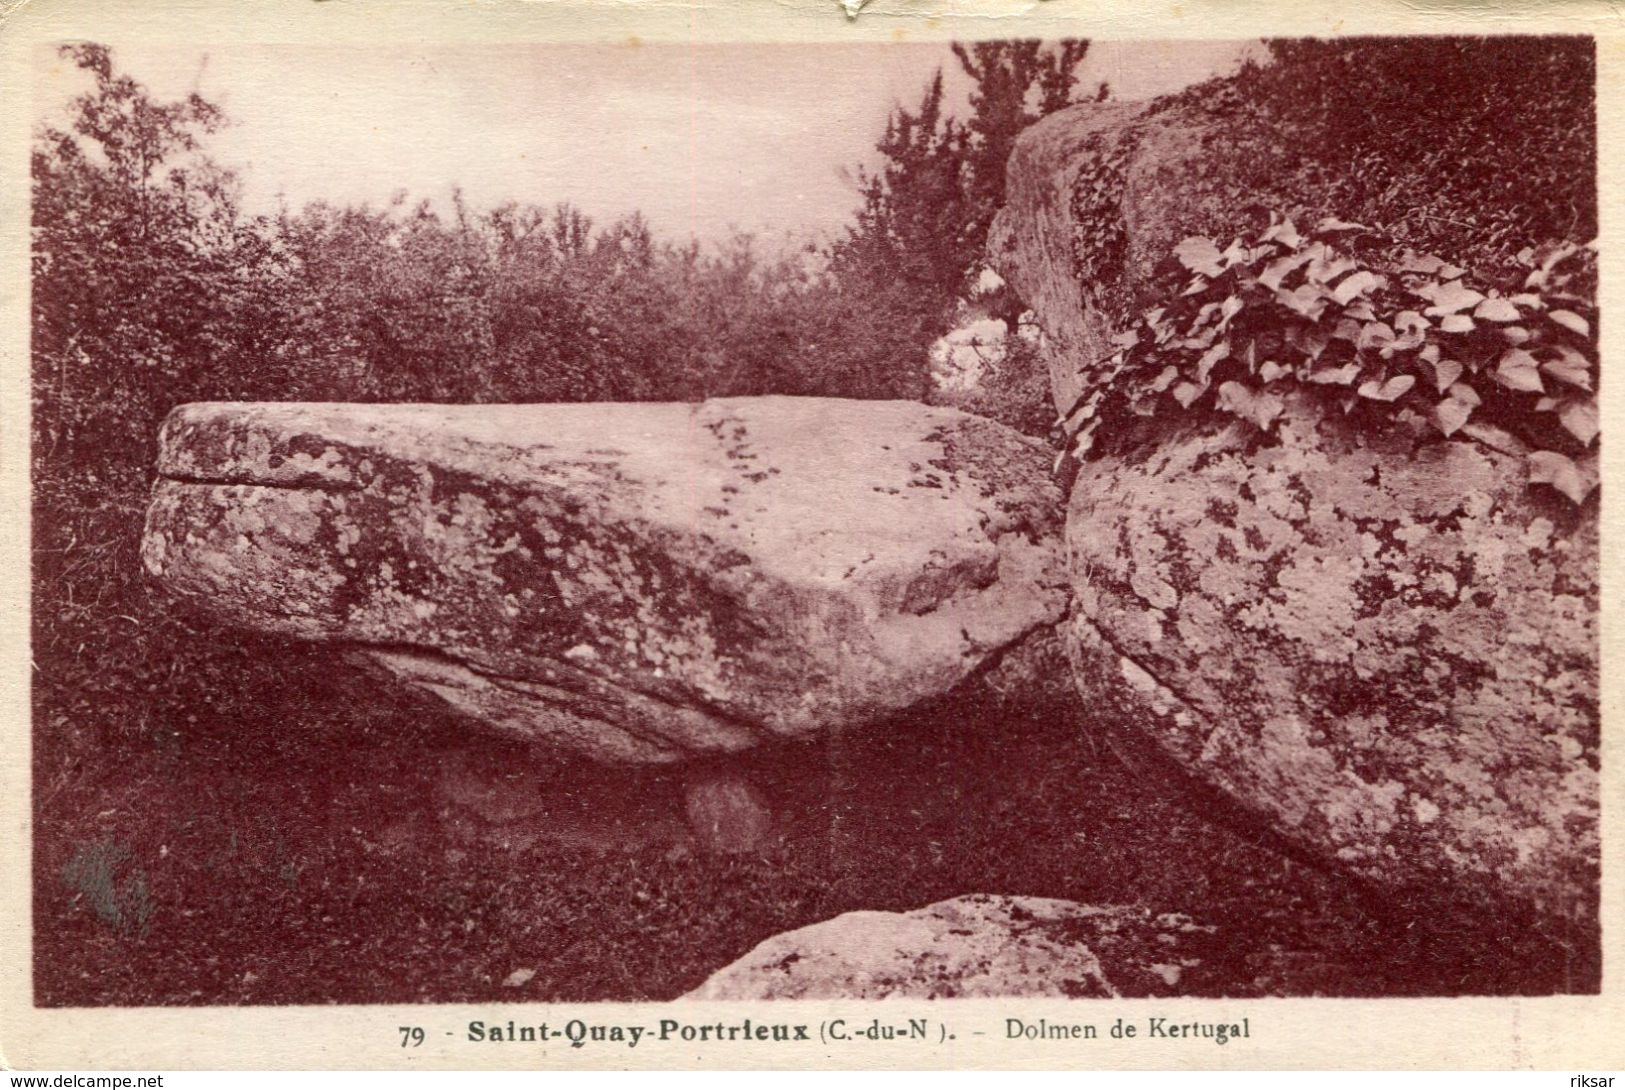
[32,468,1599,1006]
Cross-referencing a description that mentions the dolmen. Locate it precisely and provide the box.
[141,397,1067,836]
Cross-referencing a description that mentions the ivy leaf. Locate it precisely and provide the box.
[1333,270,1385,305]
[1473,296,1521,322]
[1398,251,1447,275]
[1439,314,1475,334]
[1534,397,1559,412]
[1259,360,1290,383]
[1388,327,1427,355]
[1528,450,1594,504]
[1316,217,1369,234]
[1259,249,1316,290]
[1447,382,1481,408]
[1196,341,1231,383]
[1509,293,1544,310]
[1173,381,1205,408]
[1275,283,1329,320]
[1431,357,1464,393]
[1393,407,1430,434]
[1548,309,1590,337]
[1435,397,1474,437]
[1394,310,1430,335]
[1078,392,1104,420]
[1357,322,1396,352]
[1463,422,1527,456]
[1175,237,1225,278]
[1145,307,1175,344]
[1501,326,1532,347]
[1218,380,1285,430]
[1150,365,1180,393]
[1308,362,1362,385]
[1538,240,1582,272]
[1307,253,1357,285]
[1182,276,1210,298]
[1260,216,1303,248]
[1057,388,1101,430]
[1494,349,1544,393]
[1358,374,1416,401]
[1220,238,1251,268]
[1071,420,1101,458]
[1559,400,1600,445]
[1285,325,1331,360]
[1331,317,1364,343]
[1419,279,1485,317]
[1217,294,1245,330]
[1540,345,1593,390]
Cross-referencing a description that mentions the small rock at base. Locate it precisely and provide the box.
[684,770,773,854]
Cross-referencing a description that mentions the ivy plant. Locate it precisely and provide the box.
[1058,216,1599,503]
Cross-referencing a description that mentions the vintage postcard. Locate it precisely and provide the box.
[0,0,1621,1072]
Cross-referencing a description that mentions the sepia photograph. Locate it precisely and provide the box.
[4,0,1617,1071]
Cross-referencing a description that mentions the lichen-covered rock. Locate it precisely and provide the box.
[990,97,1392,418]
[685,894,1225,1000]
[1066,395,1598,926]
[990,100,1231,418]
[142,398,1065,763]
[988,95,1598,933]
[989,102,1147,417]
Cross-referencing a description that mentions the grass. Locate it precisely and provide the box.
[32,465,1600,1005]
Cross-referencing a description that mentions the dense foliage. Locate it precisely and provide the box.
[33,42,1092,486]
[827,41,1093,401]
[1062,217,1600,503]
[1153,37,1595,278]
[1044,36,1600,504]
[32,47,863,484]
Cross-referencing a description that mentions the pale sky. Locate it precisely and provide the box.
[36,40,1260,244]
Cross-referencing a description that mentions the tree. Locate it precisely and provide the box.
[823,72,974,398]
[823,41,1093,397]
[32,44,284,473]
[952,40,1091,257]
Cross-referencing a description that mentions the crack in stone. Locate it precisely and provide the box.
[350,639,778,759]
[155,471,364,495]
[1070,610,1225,762]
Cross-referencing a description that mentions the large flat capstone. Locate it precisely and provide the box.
[142,398,1066,763]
